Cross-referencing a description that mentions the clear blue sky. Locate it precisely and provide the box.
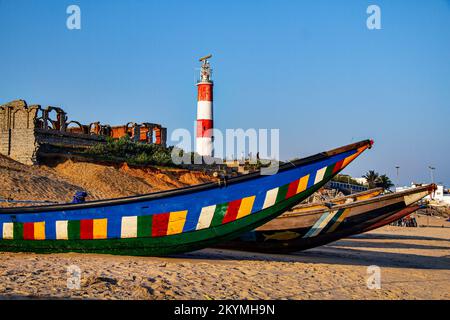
[1,0,449,186]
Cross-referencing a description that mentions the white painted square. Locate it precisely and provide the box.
[121,216,137,238]
[196,205,216,230]
[314,166,327,184]
[2,223,13,239]
[56,220,68,240]
[263,188,279,209]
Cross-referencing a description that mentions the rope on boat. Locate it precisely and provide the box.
[286,160,298,167]
[217,177,227,187]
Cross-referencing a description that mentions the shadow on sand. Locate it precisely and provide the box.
[297,245,450,270]
[329,239,450,251]
[350,232,449,242]
[171,239,450,271]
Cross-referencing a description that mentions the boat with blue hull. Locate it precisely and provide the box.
[0,140,372,256]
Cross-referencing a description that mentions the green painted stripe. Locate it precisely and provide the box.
[211,203,229,227]
[137,215,153,237]
[324,164,335,179]
[68,220,80,240]
[275,184,289,203]
[13,223,23,240]
[324,208,345,230]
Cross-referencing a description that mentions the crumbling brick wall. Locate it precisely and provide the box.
[35,129,106,153]
[0,100,105,164]
[0,99,168,165]
[0,100,39,164]
[0,106,10,156]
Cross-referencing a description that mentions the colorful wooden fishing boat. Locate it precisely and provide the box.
[361,204,423,232]
[290,187,383,214]
[0,140,373,256]
[216,184,435,253]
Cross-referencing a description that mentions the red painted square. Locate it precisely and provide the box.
[286,179,300,199]
[332,159,345,174]
[23,222,35,240]
[222,199,242,224]
[152,213,170,237]
[80,219,93,240]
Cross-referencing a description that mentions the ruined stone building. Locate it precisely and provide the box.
[0,100,167,165]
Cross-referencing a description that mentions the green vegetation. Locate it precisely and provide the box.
[333,171,394,191]
[362,170,379,188]
[332,174,364,186]
[83,137,336,174]
[84,136,176,166]
[375,174,394,190]
[362,170,394,190]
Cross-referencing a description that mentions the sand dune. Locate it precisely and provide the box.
[0,155,213,205]
[0,155,81,204]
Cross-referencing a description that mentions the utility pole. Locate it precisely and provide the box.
[428,166,435,184]
[427,166,436,228]
[348,175,352,194]
[395,166,400,189]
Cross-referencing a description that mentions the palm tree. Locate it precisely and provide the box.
[362,170,379,189]
[375,174,394,191]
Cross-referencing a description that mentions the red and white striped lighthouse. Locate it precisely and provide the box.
[196,54,214,157]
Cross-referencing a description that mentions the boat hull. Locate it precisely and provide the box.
[361,204,421,232]
[0,185,322,256]
[216,185,433,253]
[289,188,383,214]
[0,140,372,256]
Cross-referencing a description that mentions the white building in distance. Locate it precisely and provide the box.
[396,183,450,206]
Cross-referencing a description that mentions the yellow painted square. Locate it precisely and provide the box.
[34,222,46,240]
[167,210,188,235]
[296,175,309,194]
[93,218,108,239]
[236,196,256,219]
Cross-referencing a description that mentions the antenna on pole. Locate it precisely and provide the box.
[199,54,212,62]
[198,54,213,83]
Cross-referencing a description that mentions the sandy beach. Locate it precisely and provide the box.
[0,215,448,300]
